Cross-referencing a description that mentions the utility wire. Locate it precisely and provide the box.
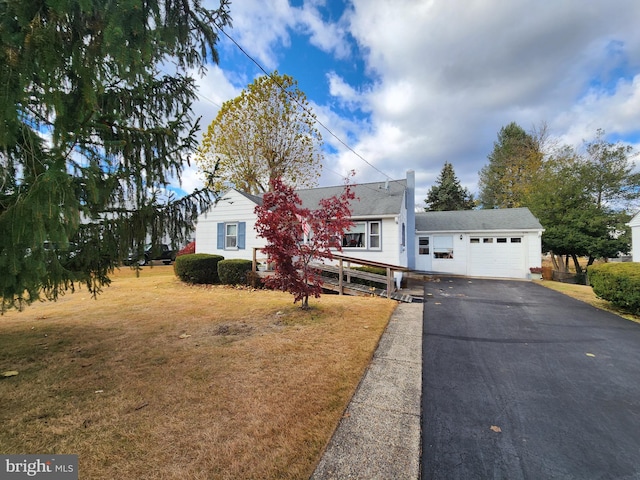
[195,91,222,109]
[217,27,395,182]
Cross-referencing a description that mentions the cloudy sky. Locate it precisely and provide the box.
[181,0,640,205]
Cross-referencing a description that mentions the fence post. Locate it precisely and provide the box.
[338,258,344,295]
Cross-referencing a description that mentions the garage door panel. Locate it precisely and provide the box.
[468,239,524,278]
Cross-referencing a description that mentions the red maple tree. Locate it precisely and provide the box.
[254,176,355,309]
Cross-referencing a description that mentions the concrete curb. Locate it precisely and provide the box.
[311,301,423,479]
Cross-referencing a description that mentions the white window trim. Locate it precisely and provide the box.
[225,222,238,250]
[342,220,382,250]
[369,221,381,250]
[418,236,430,255]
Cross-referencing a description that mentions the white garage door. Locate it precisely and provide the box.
[467,236,525,278]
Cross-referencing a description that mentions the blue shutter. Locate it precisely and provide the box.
[238,222,246,249]
[217,223,224,249]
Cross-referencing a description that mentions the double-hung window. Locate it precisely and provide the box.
[225,223,238,249]
[369,222,381,248]
[217,222,246,250]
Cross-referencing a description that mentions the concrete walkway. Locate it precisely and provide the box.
[311,300,423,479]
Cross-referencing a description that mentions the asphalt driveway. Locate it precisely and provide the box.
[421,277,640,480]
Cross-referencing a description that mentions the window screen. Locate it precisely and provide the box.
[433,236,453,259]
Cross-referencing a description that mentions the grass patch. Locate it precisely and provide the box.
[534,279,640,324]
[0,266,396,479]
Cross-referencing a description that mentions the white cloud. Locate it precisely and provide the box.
[176,65,242,194]
[217,0,294,70]
[189,0,640,203]
[294,2,352,59]
[327,71,362,108]
[338,0,640,197]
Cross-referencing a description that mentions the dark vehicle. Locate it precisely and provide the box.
[126,244,176,266]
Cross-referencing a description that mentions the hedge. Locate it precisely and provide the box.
[588,262,640,315]
[174,253,224,284]
[218,259,254,285]
[352,266,388,287]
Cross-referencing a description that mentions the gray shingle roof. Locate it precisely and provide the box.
[416,208,543,232]
[224,179,407,217]
[235,190,263,205]
[293,179,407,217]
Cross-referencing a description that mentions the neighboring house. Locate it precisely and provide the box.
[195,170,544,280]
[628,211,640,262]
[415,208,543,279]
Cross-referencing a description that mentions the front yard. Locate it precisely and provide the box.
[0,266,396,479]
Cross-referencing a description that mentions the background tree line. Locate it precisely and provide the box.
[478,122,639,274]
[424,122,639,275]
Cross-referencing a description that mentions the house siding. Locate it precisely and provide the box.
[339,216,404,266]
[195,190,265,260]
[415,230,542,279]
[428,234,468,276]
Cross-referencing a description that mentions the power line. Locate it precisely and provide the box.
[217,27,395,182]
[195,91,222,109]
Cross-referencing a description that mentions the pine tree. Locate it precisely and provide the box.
[478,122,544,208]
[424,162,475,211]
[0,0,231,312]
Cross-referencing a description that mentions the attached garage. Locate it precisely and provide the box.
[415,208,543,279]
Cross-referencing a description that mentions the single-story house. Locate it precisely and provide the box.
[195,173,414,268]
[195,170,544,279]
[628,211,640,262]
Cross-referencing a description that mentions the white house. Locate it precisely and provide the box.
[195,170,544,279]
[196,171,415,266]
[415,208,543,279]
[628,211,640,262]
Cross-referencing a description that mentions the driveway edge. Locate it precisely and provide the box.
[311,302,423,479]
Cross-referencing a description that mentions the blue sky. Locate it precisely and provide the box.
[180,0,640,205]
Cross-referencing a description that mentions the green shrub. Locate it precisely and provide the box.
[351,266,388,288]
[354,266,387,276]
[218,259,253,285]
[174,254,224,284]
[588,262,640,315]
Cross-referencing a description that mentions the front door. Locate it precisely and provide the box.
[416,236,432,272]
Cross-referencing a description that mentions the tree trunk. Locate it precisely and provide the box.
[549,251,567,272]
[570,253,583,274]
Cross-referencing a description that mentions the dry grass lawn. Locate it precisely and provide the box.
[0,266,397,479]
